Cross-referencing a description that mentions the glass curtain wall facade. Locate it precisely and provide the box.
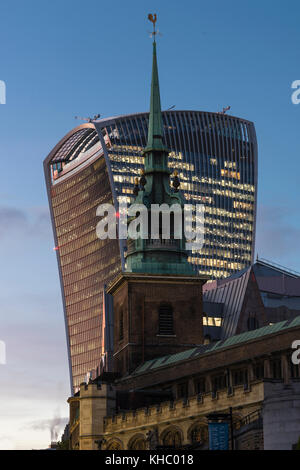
[44,125,121,392]
[44,110,257,392]
[96,110,257,278]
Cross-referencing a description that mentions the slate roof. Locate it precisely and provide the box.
[133,315,300,376]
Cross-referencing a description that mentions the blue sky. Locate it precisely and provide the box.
[0,0,299,449]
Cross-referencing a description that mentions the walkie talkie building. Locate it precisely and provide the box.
[44,110,257,391]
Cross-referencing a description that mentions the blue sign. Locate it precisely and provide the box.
[208,422,229,450]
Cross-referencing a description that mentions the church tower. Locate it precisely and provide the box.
[107,18,207,376]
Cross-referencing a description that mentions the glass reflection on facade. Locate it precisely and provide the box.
[44,110,257,392]
[44,126,121,392]
[96,110,257,279]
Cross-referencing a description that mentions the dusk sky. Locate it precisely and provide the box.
[0,0,300,449]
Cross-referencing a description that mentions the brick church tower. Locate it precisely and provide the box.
[107,32,207,377]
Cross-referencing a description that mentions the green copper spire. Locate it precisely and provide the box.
[144,41,166,153]
[125,19,195,276]
[143,39,170,179]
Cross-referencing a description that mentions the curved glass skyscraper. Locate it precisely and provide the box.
[44,110,257,391]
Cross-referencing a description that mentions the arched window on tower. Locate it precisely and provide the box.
[158,303,174,335]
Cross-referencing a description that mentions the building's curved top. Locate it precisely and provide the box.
[92,109,255,126]
[44,123,96,166]
[44,109,256,168]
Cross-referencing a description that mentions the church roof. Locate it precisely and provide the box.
[133,315,300,376]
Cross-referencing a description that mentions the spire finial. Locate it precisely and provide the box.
[148,13,157,41]
[143,16,166,154]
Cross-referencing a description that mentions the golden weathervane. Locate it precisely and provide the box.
[148,13,158,39]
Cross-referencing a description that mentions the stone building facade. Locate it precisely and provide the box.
[68,317,300,450]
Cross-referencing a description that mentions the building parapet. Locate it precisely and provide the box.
[103,381,264,434]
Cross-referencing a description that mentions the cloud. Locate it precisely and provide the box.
[0,205,51,240]
[0,207,28,237]
[28,206,52,238]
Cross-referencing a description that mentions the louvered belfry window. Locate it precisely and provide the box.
[158,303,174,335]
